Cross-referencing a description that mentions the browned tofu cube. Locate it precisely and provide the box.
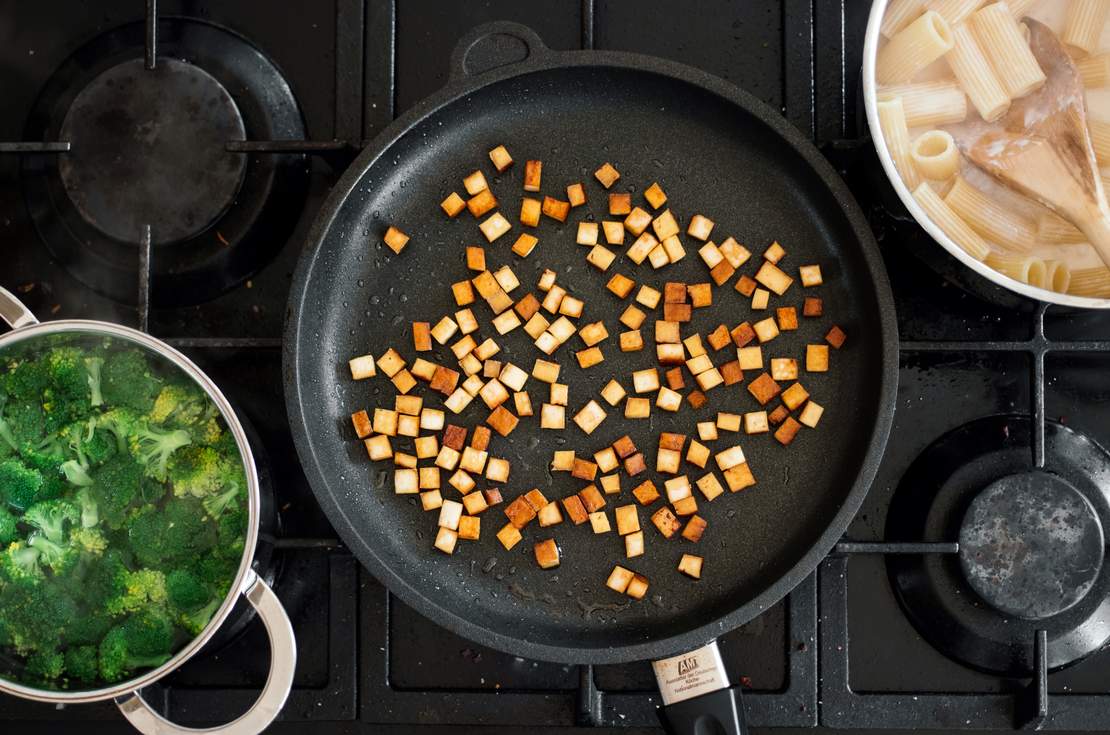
[467,189,498,218]
[562,495,589,525]
[351,410,372,439]
[520,197,541,227]
[515,293,541,320]
[441,192,466,218]
[678,553,703,579]
[484,488,504,505]
[412,322,432,352]
[826,325,847,349]
[655,320,681,344]
[497,523,522,550]
[542,196,570,222]
[768,404,790,425]
[774,416,803,446]
[537,501,563,527]
[578,484,606,513]
[706,325,731,351]
[534,538,560,569]
[471,425,492,452]
[776,307,798,331]
[799,264,823,287]
[724,462,756,492]
[572,458,599,481]
[682,515,708,542]
[465,245,486,272]
[734,274,758,297]
[430,366,460,396]
[567,182,586,207]
[435,527,458,554]
[624,452,648,476]
[615,504,640,536]
[524,160,542,191]
[524,489,549,511]
[632,480,661,505]
[625,573,650,599]
[613,435,637,458]
[458,515,481,540]
[664,282,688,304]
[607,273,636,298]
[731,322,756,347]
[442,424,467,451]
[644,182,667,208]
[803,297,823,317]
[661,367,685,392]
[489,144,513,171]
[747,372,782,405]
[606,565,634,593]
[651,507,682,538]
[687,390,707,409]
[384,226,410,254]
[595,162,620,189]
[672,495,698,516]
[755,261,794,295]
[707,261,733,286]
[781,382,810,410]
[620,330,644,352]
[664,303,692,322]
[505,496,537,528]
[609,192,632,215]
[720,360,744,386]
[487,405,519,436]
[659,432,687,451]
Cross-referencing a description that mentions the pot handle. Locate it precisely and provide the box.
[116,571,296,735]
[0,286,39,329]
[653,641,747,735]
[448,21,549,82]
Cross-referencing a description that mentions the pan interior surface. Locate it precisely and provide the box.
[292,64,888,662]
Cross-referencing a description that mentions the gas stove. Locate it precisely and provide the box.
[4,1,1110,733]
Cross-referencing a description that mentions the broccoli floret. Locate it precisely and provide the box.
[0,577,77,654]
[1,359,47,402]
[75,487,98,528]
[168,445,244,502]
[64,645,100,683]
[0,506,18,545]
[65,616,113,647]
[27,534,79,575]
[85,357,104,408]
[149,383,217,431]
[0,542,43,582]
[69,527,107,556]
[126,498,217,569]
[60,460,94,487]
[0,398,45,453]
[191,552,239,591]
[23,499,80,544]
[96,408,140,455]
[60,418,116,470]
[20,450,67,502]
[25,648,65,682]
[77,550,128,613]
[130,423,191,481]
[40,347,93,432]
[104,568,167,616]
[98,611,174,683]
[101,350,161,414]
[0,458,45,511]
[214,503,247,562]
[166,569,210,610]
[179,597,221,637]
[90,454,143,529]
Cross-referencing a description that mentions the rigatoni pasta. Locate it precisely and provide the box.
[1006,0,1044,16]
[877,11,956,84]
[971,2,1046,99]
[1077,53,1110,87]
[945,23,1011,121]
[1037,211,1086,244]
[878,98,923,190]
[1063,0,1110,55]
[1089,118,1110,164]
[1068,266,1110,296]
[1044,260,1072,293]
[929,0,988,27]
[882,0,928,37]
[944,175,1036,252]
[985,251,1048,285]
[911,130,961,180]
[913,181,991,260]
[877,80,968,127]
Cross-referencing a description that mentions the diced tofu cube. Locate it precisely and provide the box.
[586,244,616,271]
[771,358,798,381]
[799,400,824,428]
[577,221,600,246]
[486,406,519,436]
[644,182,667,208]
[678,553,703,578]
[562,495,589,525]
[615,504,640,535]
[462,492,488,516]
[633,368,660,393]
[682,515,708,542]
[594,447,619,473]
[686,440,710,468]
[719,237,751,267]
[609,192,632,215]
[657,448,681,474]
[624,452,648,476]
[434,527,458,554]
[607,565,634,593]
[603,220,626,245]
[504,496,536,529]
[626,573,650,600]
[489,144,513,171]
[687,214,714,241]
[497,523,523,550]
[656,387,682,412]
[573,458,599,481]
[636,285,662,309]
[664,475,692,503]
[520,197,542,227]
[724,462,757,491]
[458,515,481,541]
[625,530,645,558]
[755,261,793,295]
[364,435,392,460]
[542,196,570,222]
[590,511,611,534]
[421,489,443,510]
[349,355,376,380]
[600,379,627,406]
[715,445,746,471]
[747,372,781,405]
[479,212,512,242]
[383,226,410,254]
[632,480,660,505]
[799,264,823,287]
[744,411,770,434]
[534,538,560,569]
[567,182,586,207]
[775,416,803,445]
[541,403,566,429]
[438,499,464,530]
[600,473,621,495]
[551,450,575,471]
[651,507,682,538]
[696,473,724,501]
[576,346,605,369]
[753,317,780,343]
[394,469,418,494]
[485,457,510,482]
[807,344,830,372]
[524,160,543,191]
[537,501,564,527]
[595,162,620,188]
[803,297,823,317]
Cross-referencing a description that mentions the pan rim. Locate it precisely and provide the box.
[284,47,898,665]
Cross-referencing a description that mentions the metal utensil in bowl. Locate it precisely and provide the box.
[0,286,295,735]
[861,0,1110,309]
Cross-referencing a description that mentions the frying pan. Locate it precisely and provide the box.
[285,22,897,733]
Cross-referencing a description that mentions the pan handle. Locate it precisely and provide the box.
[115,571,297,735]
[653,641,747,735]
[448,21,550,82]
[0,286,40,329]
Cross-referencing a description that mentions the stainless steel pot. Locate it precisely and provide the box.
[861,0,1110,309]
[0,286,296,734]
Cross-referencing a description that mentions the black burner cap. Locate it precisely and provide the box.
[58,58,247,246]
[959,472,1103,620]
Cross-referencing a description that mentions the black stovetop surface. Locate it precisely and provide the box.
[4,1,1110,733]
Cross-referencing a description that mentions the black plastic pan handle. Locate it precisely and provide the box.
[654,641,746,735]
[448,21,550,82]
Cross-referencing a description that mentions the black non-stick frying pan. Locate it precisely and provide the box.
[285,23,897,733]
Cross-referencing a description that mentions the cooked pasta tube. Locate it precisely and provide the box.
[945,23,1011,121]
[1063,0,1110,57]
[1006,0,1042,17]
[878,97,923,190]
[1037,211,1086,244]
[1077,53,1110,87]
[877,11,956,84]
[944,175,1035,251]
[877,80,968,127]
[1089,118,1110,164]
[882,0,928,38]
[985,250,1047,285]
[1068,266,1110,296]
[1043,260,1072,293]
[912,130,961,180]
[971,3,1046,99]
[929,0,987,27]
[913,181,991,260]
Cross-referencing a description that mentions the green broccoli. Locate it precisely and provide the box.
[104,568,167,616]
[0,576,77,654]
[64,645,100,683]
[0,398,45,453]
[61,418,117,469]
[0,506,18,545]
[40,347,93,431]
[90,454,143,529]
[77,549,129,613]
[149,383,216,430]
[85,357,104,408]
[101,350,161,414]
[0,542,43,582]
[166,569,211,610]
[65,616,113,647]
[27,534,80,575]
[24,648,65,682]
[20,450,67,502]
[74,487,98,528]
[59,460,93,487]
[0,458,46,511]
[130,423,192,481]
[168,445,245,503]
[96,407,140,454]
[23,498,80,544]
[179,598,221,637]
[98,611,174,682]
[69,527,107,556]
[191,551,239,591]
[126,498,217,568]
[1,359,47,402]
